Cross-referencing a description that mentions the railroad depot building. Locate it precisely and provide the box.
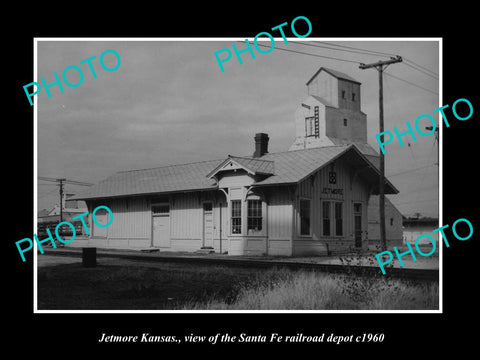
[71,67,402,256]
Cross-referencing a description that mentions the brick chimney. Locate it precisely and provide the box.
[253,133,269,158]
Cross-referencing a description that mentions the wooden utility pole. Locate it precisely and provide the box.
[58,178,66,223]
[38,176,93,223]
[359,55,402,251]
[426,125,439,166]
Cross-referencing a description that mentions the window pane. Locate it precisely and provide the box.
[231,200,241,217]
[152,204,169,215]
[335,202,343,236]
[232,218,242,234]
[231,200,242,234]
[300,199,310,235]
[248,200,262,231]
[354,203,362,214]
[323,201,330,236]
[203,202,212,211]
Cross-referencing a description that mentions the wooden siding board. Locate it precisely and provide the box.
[267,189,293,241]
[292,156,370,254]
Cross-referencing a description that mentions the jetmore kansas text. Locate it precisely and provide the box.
[16,205,113,262]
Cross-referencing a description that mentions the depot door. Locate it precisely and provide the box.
[202,202,214,248]
[354,203,362,248]
[152,204,170,248]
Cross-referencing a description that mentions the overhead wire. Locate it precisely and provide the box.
[279,40,439,214]
[402,61,438,80]
[383,72,438,95]
[310,41,439,78]
[393,198,438,205]
[292,41,393,58]
[312,41,397,57]
[387,164,436,177]
[253,40,440,95]
[403,58,438,77]
[244,42,361,64]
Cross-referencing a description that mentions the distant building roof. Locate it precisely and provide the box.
[306,67,361,86]
[403,217,439,227]
[38,209,51,217]
[71,144,397,201]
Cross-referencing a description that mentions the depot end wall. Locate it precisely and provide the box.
[291,155,370,256]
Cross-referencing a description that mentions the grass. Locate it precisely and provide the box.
[180,268,439,310]
[37,261,439,310]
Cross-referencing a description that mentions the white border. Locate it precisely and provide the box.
[33,37,442,314]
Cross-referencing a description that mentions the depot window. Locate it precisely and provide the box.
[231,200,242,234]
[322,201,343,237]
[299,198,311,236]
[247,199,262,233]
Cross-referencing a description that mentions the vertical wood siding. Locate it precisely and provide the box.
[107,198,151,239]
[293,156,370,255]
[267,188,293,240]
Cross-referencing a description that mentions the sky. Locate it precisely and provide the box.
[36,38,440,218]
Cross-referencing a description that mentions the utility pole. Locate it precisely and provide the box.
[426,125,439,166]
[38,177,93,218]
[359,55,402,251]
[58,178,66,223]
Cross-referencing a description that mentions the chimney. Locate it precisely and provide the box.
[253,133,269,158]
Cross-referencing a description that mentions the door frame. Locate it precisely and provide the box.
[202,201,214,248]
[151,202,171,248]
[353,201,363,248]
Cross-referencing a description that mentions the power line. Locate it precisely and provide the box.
[402,61,439,80]
[403,58,438,77]
[313,41,396,57]
[38,176,93,186]
[313,41,438,77]
[387,163,437,177]
[38,187,59,199]
[393,199,438,206]
[253,42,439,96]
[297,41,439,87]
[239,42,361,64]
[292,41,393,58]
[384,71,439,95]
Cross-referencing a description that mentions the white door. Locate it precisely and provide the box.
[152,204,170,248]
[203,202,214,248]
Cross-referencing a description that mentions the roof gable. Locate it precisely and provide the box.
[306,67,361,86]
[254,144,398,195]
[207,156,275,178]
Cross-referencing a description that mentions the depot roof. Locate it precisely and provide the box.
[71,144,397,200]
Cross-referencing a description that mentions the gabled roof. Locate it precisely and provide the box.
[255,144,397,194]
[71,159,223,200]
[72,144,397,201]
[207,156,275,178]
[306,67,361,85]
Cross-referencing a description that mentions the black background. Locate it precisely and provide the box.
[6,4,477,356]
